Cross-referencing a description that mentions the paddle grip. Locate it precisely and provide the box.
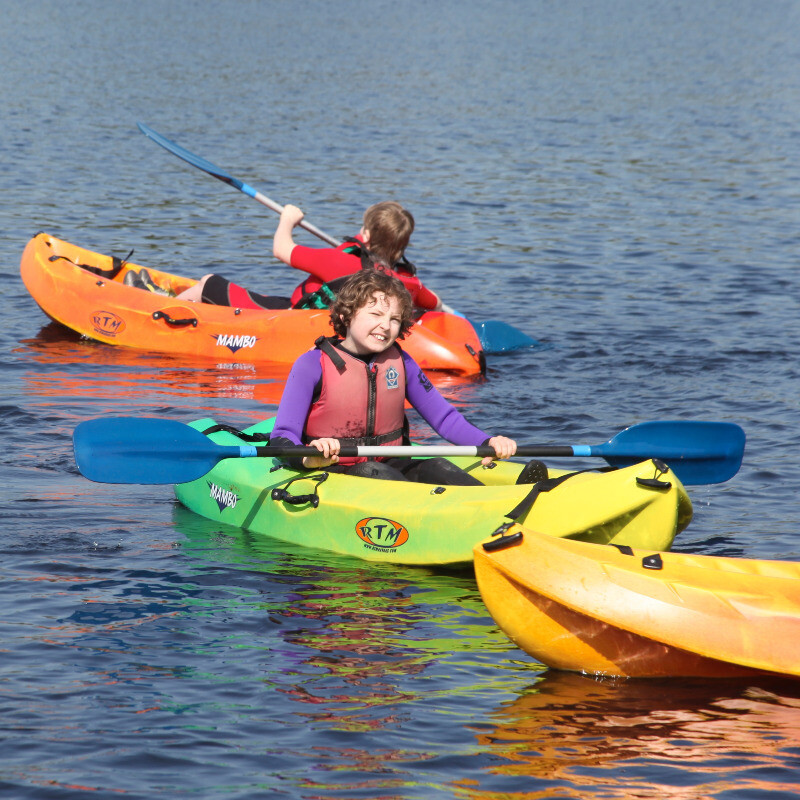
[252,191,340,247]
[512,446,584,458]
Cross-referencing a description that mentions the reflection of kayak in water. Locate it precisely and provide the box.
[17,322,481,412]
[475,526,800,678]
[20,232,485,375]
[474,671,800,791]
[171,503,507,703]
[173,417,693,567]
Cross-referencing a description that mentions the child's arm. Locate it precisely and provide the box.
[273,204,305,264]
[403,354,488,445]
[270,350,336,468]
[412,281,442,311]
[403,353,516,462]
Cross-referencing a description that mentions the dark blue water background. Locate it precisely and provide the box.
[2,1,800,797]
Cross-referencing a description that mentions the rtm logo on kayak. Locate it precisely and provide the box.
[91,310,126,338]
[208,481,239,512]
[355,517,409,551]
[213,334,258,353]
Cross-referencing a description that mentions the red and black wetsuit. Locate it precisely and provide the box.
[289,236,440,309]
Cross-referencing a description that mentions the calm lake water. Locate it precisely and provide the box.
[2,1,800,797]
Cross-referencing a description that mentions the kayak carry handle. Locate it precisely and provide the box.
[152,310,198,328]
[271,488,320,507]
[270,472,329,507]
[482,521,524,552]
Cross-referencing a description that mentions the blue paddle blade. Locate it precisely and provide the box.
[590,421,746,485]
[466,318,541,354]
[137,122,245,191]
[73,417,244,485]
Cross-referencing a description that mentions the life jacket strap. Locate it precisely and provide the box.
[314,336,346,370]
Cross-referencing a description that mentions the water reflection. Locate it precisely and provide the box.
[173,509,800,798]
[173,506,510,725]
[17,322,485,416]
[467,671,800,798]
[12,484,800,799]
[16,322,290,412]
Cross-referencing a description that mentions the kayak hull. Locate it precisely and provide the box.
[20,232,485,375]
[173,418,693,566]
[474,527,800,678]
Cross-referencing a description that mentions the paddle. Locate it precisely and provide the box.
[454,316,542,354]
[137,122,538,354]
[73,417,744,486]
[138,122,338,246]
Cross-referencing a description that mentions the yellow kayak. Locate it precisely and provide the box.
[475,526,800,678]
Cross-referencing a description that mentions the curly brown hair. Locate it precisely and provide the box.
[329,270,415,339]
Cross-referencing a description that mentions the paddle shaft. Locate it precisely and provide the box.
[243,187,339,246]
[230,444,576,459]
[228,443,691,459]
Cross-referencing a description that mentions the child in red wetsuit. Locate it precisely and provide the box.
[175,201,443,313]
[269,269,513,484]
[277,202,442,311]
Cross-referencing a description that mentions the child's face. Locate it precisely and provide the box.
[341,291,403,356]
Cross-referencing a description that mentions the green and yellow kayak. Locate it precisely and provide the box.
[174,418,693,566]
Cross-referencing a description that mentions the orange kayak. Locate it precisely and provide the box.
[474,525,800,679]
[20,232,485,375]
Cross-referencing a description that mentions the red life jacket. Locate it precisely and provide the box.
[304,338,407,466]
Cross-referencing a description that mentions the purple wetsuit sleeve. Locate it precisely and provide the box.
[270,350,323,445]
[402,352,490,445]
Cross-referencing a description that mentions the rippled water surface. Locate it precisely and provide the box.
[2,1,800,798]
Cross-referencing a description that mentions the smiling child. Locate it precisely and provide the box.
[269,270,515,483]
